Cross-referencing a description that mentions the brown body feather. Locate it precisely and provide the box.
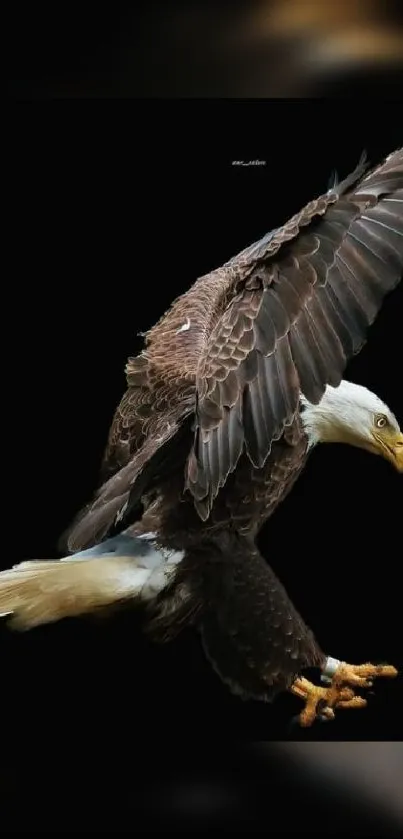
[11,149,402,702]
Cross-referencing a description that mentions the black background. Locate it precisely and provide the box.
[3,102,402,830]
[5,3,403,100]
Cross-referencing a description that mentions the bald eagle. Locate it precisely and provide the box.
[1,148,402,726]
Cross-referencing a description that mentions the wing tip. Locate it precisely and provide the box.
[333,148,369,196]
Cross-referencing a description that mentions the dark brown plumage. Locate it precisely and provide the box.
[65,150,402,547]
[2,148,402,710]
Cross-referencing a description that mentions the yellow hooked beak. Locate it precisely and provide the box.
[373,429,403,473]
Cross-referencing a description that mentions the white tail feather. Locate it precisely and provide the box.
[0,552,177,631]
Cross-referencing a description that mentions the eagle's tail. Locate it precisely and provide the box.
[0,534,183,631]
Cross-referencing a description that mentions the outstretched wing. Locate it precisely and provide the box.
[186,149,403,519]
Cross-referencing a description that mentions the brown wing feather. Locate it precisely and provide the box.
[186,149,403,519]
[63,148,402,542]
[61,353,194,552]
[99,354,151,482]
[62,404,194,553]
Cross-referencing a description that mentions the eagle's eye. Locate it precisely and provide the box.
[375,414,388,429]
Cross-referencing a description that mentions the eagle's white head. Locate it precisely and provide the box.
[300,379,403,472]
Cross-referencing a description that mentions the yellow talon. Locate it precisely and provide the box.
[290,660,398,727]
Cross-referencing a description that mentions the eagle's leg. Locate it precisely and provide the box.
[290,657,398,727]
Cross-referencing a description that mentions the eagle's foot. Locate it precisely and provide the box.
[290,659,398,727]
[290,675,366,727]
[325,661,398,690]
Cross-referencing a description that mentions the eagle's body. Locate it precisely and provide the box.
[1,147,402,721]
[125,415,308,545]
